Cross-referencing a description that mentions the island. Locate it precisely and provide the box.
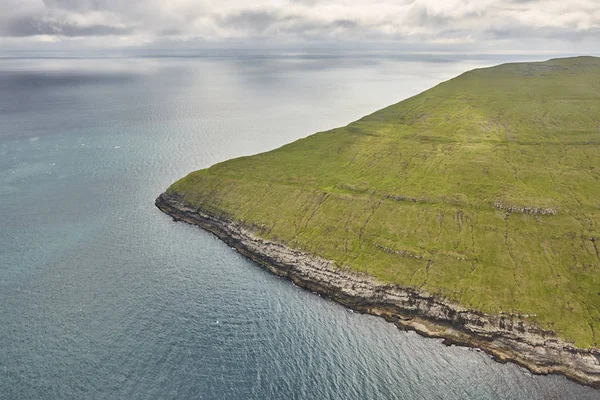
[156,56,600,387]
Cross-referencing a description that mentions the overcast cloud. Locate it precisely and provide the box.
[0,0,599,52]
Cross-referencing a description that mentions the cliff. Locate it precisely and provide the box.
[156,191,600,388]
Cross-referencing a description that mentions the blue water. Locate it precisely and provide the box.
[1,54,598,399]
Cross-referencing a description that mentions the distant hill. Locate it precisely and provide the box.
[164,56,600,349]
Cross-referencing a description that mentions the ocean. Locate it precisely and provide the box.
[1,52,597,399]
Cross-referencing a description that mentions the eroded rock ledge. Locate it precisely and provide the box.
[156,191,600,388]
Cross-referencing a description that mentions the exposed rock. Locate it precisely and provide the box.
[493,202,558,216]
[384,193,430,204]
[373,243,425,260]
[156,191,600,389]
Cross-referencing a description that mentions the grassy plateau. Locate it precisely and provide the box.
[168,56,600,348]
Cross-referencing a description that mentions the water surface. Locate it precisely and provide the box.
[1,53,597,399]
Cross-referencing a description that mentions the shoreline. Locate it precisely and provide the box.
[156,191,600,389]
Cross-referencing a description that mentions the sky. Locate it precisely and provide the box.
[1,0,599,54]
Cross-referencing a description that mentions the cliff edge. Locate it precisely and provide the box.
[156,191,600,387]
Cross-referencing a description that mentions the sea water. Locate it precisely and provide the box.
[1,53,597,399]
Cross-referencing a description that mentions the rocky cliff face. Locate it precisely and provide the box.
[156,191,600,388]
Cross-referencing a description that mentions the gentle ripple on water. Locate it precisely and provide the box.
[0,54,598,399]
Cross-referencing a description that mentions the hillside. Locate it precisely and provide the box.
[164,56,600,349]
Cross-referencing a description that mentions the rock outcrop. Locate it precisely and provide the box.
[493,203,558,216]
[156,191,600,388]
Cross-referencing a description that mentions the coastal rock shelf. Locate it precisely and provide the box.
[156,192,600,388]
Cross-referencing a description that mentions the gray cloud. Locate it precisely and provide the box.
[0,0,598,51]
[221,10,281,34]
[3,15,131,37]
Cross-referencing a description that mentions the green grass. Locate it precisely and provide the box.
[168,56,600,348]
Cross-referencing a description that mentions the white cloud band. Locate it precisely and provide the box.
[0,0,598,50]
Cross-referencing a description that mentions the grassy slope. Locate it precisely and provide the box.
[169,56,600,347]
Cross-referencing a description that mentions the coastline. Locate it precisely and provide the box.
[156,191,600,389]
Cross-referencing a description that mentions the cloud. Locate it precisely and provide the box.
[221,10,281,34]
[0,0,598,51]
[3,15,131,37]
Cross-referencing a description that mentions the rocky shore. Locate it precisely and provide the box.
[156,191,600,388]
